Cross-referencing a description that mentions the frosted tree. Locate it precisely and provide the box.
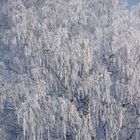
[0,0,140,140]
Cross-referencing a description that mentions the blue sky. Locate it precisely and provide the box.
[127,0,140,8]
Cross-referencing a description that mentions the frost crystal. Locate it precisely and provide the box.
[0,0,140,140]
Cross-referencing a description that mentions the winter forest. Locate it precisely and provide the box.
[0,0,140,140]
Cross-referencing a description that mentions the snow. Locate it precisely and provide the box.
[0,0,140,140]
